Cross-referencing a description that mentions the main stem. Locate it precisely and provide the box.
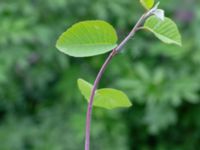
[84,11,153,150]
[84,50,116,150]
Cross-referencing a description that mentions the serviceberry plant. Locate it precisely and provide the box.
[56,0,182,150]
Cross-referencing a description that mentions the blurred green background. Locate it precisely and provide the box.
[0,0,200,150]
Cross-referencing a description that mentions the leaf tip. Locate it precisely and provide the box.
[77,78,83,87]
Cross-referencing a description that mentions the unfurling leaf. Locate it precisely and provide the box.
[56,20,118,57]
[153,9,165,21]
[140,0,155,10]
[77,79,132,109]
[143,16,182,46]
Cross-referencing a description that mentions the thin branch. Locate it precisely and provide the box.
[84,9,154,150]
[84,50,115,150]
[115,14,146,52]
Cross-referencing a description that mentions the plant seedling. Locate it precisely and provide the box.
[56,0,182,149]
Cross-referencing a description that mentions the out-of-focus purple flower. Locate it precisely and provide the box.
[175,10,194,23]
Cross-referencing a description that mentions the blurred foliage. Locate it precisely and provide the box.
[0,0,200,150]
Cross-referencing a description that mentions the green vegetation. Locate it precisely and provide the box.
[140,0,155,10]
[56,20,118,57]
[78,79,132,109]
[0,0,199,150]
[144,16,182,46]
[56,1,182,149]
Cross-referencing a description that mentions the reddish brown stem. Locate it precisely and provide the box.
[84,10,153,150]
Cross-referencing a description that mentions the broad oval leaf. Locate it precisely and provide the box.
[140,0,154,10]
[56,20,118,57]
[143,16,182,46]
[77,79,132,109]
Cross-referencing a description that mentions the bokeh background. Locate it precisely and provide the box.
[0,0,200,149]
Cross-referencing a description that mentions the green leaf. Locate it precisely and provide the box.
[77,79,132,109]
[77,78,92,100]
[56,20,118,57]
[140,0,154,10]
[143,16,182,46]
